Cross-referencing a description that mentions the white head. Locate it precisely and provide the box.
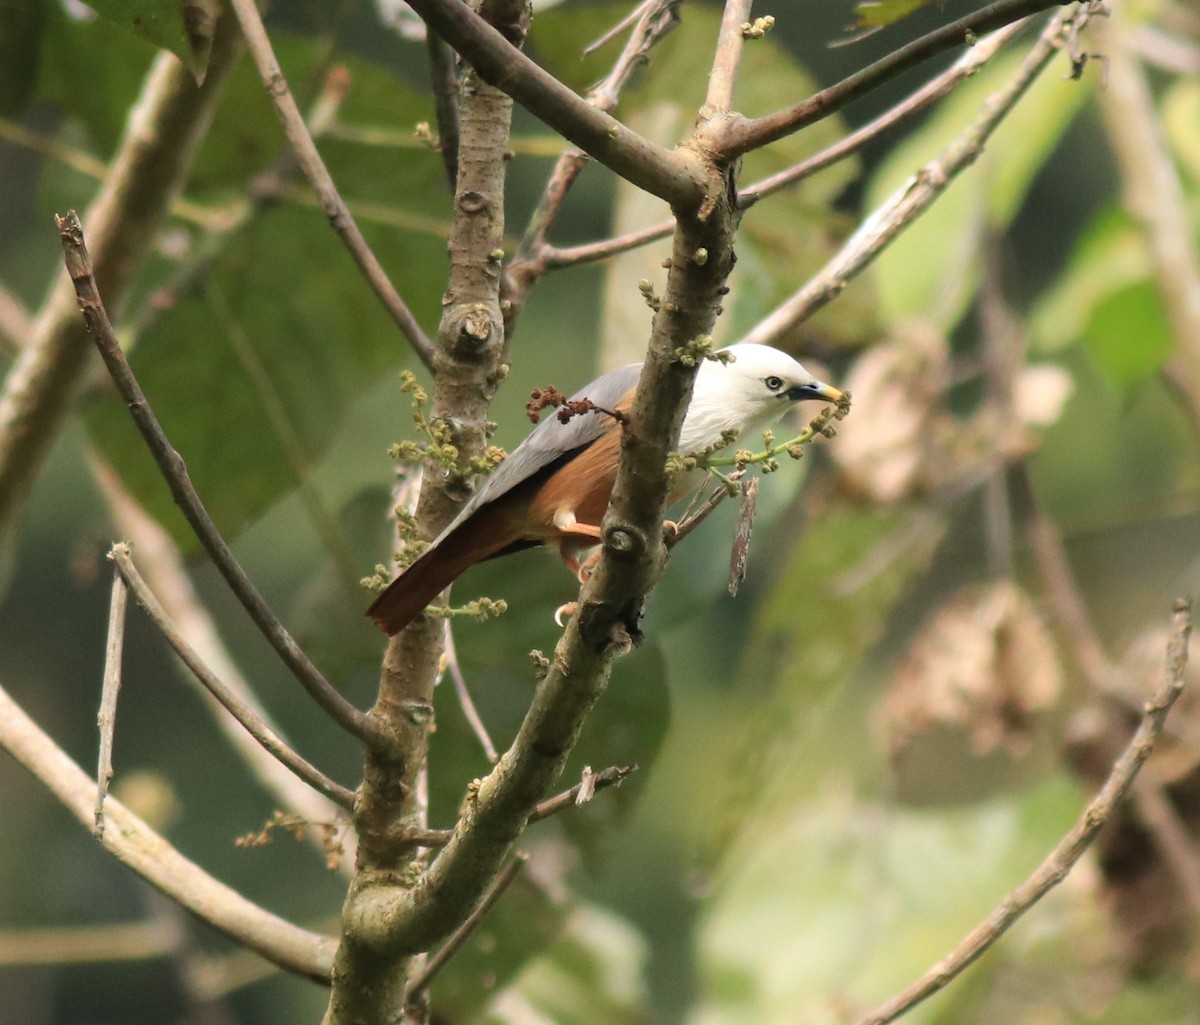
[679,344,842,454]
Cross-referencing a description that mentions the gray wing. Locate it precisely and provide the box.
[435,361,642,539]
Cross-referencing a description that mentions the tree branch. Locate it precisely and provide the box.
[737,5,1089,348]
[738,19,1029,209]
[0,12,242,540]
[0,680,337,983]
[108,544,356,810]
[55,212,387,752]
[226,0,437,371]
[91,453,356,871]
[713,0,1076,159]
[705,0,755,112]
[94,566,128,835]
[1095,10,1200,434]
[426,33,461,190]
[404,0,703,207]
[856,598,1193,1025]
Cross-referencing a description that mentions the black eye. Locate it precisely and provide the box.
[764,375,784,392]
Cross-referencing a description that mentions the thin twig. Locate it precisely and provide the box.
[510,0,680,287]
[109,544,356,810]
[403,0,700,206]
[55,212,387,753]
[399,764,638,847]
[0,679,337,982]
[738,19,1029,209]
[0,921,182,966]
[91,453,355,871]
[94,566,128,836]
[542,19,1027,273]
[737,5,1090,348]
[714,0,1075,159]
[855,599,1193,1025]
[443,619,499,763]
[0,19,242,541]
[705,0,754,112]
[727,476,760,596]
[406,852,528,998]
[426,33,461,189]
[226,0,437,370]
[1096,10,1200,432]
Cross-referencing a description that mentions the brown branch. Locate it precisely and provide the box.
[399,765,638,848]
[91,453,355,872]
[406,852,528,999]
[714,0,1076,159]
[426,33,461,189]
[55,212,387,753]
[1095,11,1200,434]
[0,14,242,540]
[1131,776,1200,916]
[403,0,702,207]
[442,620,499,764]
[226,0,437,371]
[507,0,681,321]
[541,19,1027,273]
[0,680,337,983]
[94,566,128,835]
[856,598,1193,1025]
[739,19,1029,208]
[738,5,1089,348]
[705,0,755,112]
[0,921,182,967]
[109,544,356,811]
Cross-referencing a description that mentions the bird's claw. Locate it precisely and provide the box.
[554,601,578,627]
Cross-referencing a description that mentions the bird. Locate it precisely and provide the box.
[366,344,843,634]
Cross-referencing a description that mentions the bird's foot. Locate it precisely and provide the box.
[554,601,578,627]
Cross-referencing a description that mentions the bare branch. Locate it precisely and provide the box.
[0,921,182,967]
[426,33,461,189]
[109,544,356,811]
[404,0,702,206]
[713,0,1075,160]
[0,680,337,982]
[542,18,1028,274]
[91,453,355,870]
[737,5,1089,348]
[406,852,528,999]
[1096,11,1200,432]
[55,212,387,752]
[399,765,639,848]
[0,15,242,540]
[226,0,437,371]
[443,620,499,764]
[705,0,755,112]
[738,19,1029,209]
[94,567,128,836]
[1131,776,1200,916]
[856,599,1193,1025]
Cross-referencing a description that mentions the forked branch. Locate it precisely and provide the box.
[55,212,387,753]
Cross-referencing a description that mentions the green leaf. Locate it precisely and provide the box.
[865,47,1087,330]
[79,0,211,79]
[1029,206,1151,354]
[855,0,936,30]
[84,200,445,547]
[1081,279,1173,397]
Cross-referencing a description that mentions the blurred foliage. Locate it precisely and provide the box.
[2,1,1200,1025]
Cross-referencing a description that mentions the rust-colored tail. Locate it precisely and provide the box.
[366,516,513,635]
